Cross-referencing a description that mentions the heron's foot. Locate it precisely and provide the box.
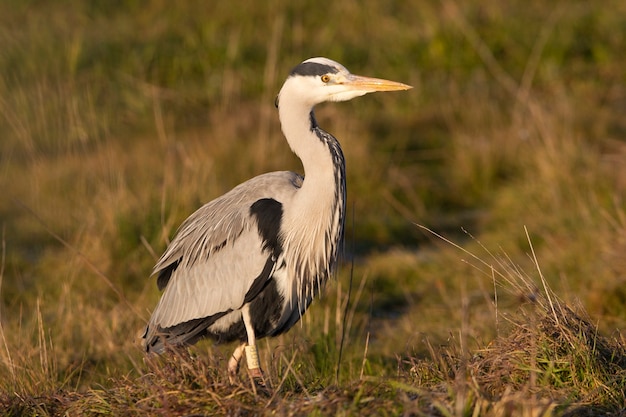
[244,344,265,384]
[242,344,270,393]
[248,366,264,381]
[228,366,239,385]
[227,343,246,385]
[248,366,271,396]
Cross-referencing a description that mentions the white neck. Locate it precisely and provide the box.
[278,97,333,182]
[276,79,346,305]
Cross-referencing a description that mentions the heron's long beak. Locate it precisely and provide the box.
[344,74,412,92]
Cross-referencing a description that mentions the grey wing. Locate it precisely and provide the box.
[146,171,302,330]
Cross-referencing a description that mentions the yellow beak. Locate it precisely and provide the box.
[343,74,412,92]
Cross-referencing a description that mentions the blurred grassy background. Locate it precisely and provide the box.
[0,0,625,406]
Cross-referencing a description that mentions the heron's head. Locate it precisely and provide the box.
[276,57,411,108]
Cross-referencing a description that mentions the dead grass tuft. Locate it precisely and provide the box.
[472,305,626,402]
[407,303,626,415]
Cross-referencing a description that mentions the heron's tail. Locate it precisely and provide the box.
[142,316,218,354]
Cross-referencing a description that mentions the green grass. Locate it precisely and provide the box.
[1,0,626,415]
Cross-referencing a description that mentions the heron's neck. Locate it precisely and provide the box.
[279,102,341,185]
[277,95,346,304]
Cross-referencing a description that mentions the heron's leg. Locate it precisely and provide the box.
[241,304,263,379]
[227,342,246,384]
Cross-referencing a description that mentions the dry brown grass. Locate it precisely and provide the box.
[3,278,624,416]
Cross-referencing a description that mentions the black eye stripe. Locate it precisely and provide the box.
[290,62,338,77]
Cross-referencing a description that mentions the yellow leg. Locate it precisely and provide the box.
[242,304,264,379]
[227,342,246,384]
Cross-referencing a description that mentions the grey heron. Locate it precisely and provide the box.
[142,57,411,381]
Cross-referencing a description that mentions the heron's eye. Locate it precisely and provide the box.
[321,74,331,83]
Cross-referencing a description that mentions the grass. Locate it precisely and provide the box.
[1,0,626,415]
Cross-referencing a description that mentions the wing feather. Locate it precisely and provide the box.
[146,171,302,331]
